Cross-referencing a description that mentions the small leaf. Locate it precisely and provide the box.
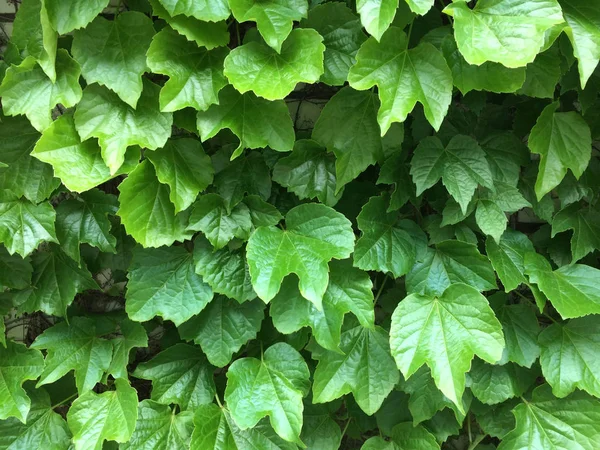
[156,0,230,22]
[45,0,110,34]
[356,0,399,41]
[0,246,32,290]
[552,202,600,263]
[469,359,537,405]
[107,319,148,380]
[496,302,541,368]
[517,43,562,99]
[361,423,438,450]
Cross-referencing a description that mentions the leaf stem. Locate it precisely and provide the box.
[215,393,223,408]
[406,20,414,48]
[467,435,485,450]
[373,274,390,305]
[52,392,78,410]
[236,22,241,47]
[340,418,351,441]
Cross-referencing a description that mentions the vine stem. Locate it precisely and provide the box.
[215,393,223,408]
[340,419,351,441]
[373,274,390,305]
[52,392,78,410]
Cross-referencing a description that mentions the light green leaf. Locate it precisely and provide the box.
[518,43,562,98]
[0,50,81,132]
[390,283,505,410]
[552,203,600,263]
[271,259,375,352]
[67,378,138,450]
[45,0,110,34]
[118,160,192,248]
[147,28,229,112]
[443,0,564,68]
[348,27,453,133]
[356,0,399,41]
[197,85,294,159]
[157,0,230,22]
[228,0,308,52]
[179,296,264,367]
[31,114,139,193]
[74,81,172,174]
[121,400,194,450]
[133,343,216,411]
[224,29,324,101]
[225,342,310,445]
[31,316,113,394]
[0,246,32,290]
[312,87,382,192]
[0,341,44,422]
[469,359,537,405]
[496,302,540,368]
[476,200,508,243]
[107,319,148,380]
[246,203,355,308]
[71,12,154,108]
[126,245,213,326]
[361,423,439,450]
[405,0,434,15]
[146,138,214,213]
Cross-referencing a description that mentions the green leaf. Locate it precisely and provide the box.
[443,0,564,68]
[410,135,494,214]
[300,3,366,85]
[107,319,148,380]
[480,132,530,187]
[377,152,414,212]
[133,343,216,411]
[356,0,399,41]
[196,86,294,159]
[224,29,324,101]
[528,101,592,201]
[348,27,453,133]
[246,203,355,308]
[496,302,540,368]
[146,138,214,213]
[74,81,173,174]
[121,400,194,450]
[498,385,600,450]
[0,198,57,257]
[179,296,264,367]
[31,114,139,193]
[406,240,497,296]
[31,316,113,394]
[0,341,44,422]
[146,28,229,112]
[476,184,531,243]
[539,316,600,398]
[225,342,310,445]
[312,322,398,415]
[126,245,213,326]
[517,43,562,98]
[0,246,32,290]
[71,12,155,108]
[468,359,537,405]
[45,0,110,34]
[560,0,600,88]
[301,405,341,450]
[271,259,375,351]
[156,0,230,22]
[361,423,439,450]
[66,378,138,450]
[118,160,193,248]
[312,87,382,191]
[552,203,600,263]
[272,139,341,207]
[0,50,81,132]
[228,0,308,52]
[390,283,505,410]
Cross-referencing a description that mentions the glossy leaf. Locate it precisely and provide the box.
[356,0,399,41]
[45,0,110,34]
[156,0,230,22]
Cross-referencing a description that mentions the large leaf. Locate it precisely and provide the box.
[390,283,505,410]
[246,203,355,308]
[356,0,399,41]
[552,203,600,263]
[348,26,453,133]
[224,342,310,445]
[45,0,110,34]
[156,0,230,22]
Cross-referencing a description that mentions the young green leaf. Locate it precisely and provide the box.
[107,319,148,380]
[361,423,438,450]
[45,0,110,34]
[476,183,531,243]
[551,203,600,263]
[355,0,399,41]
[156,0,230,22]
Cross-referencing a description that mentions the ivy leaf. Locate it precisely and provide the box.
[300,3,366,85]
[224,29,324,101]
[197,85,294,159]
[480,132,530,187]
[121,400,194,450]
[0,198,57,257]
[45,0,110,34]
[355,0,399,41]
[156,0,230,22]
[312,321,399,415]
[443,0,564,68]
[118,161,193,248]
[468,359,537,405]
[178,296,264,367]
[406,240,497,296]
[0,246,32,290]
[312,87,382,192]
[552,203,600,263]
[301,406,341,450]
[147,28,229,112]
[126,245,213,326]
[496,302,541,368]
[348,27,453,133]
[498,385,600,450]
[71,12,155,108]
[271,259,375,352]
[146,138,214,213]
[107,319,148,380]
[410,135,494,214]
[517,43,562,99]
[67,378,138,450]
[528,101,592,200]
[362,423,438,449]
[539,316,600,398]
[476,183,531,243]
[246,203,355,308]
[31,114,139,193]
[31,316,113,394]
[272,139,341,207]
[74,81,173,174]
[377,152,414,211]
[390,283,505,410]
[225,342,310,445]
[193,236,256,303]
[133,343,216,411]
[0,50,81,132]
[0,341,44,422]
[228,0,308,52]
